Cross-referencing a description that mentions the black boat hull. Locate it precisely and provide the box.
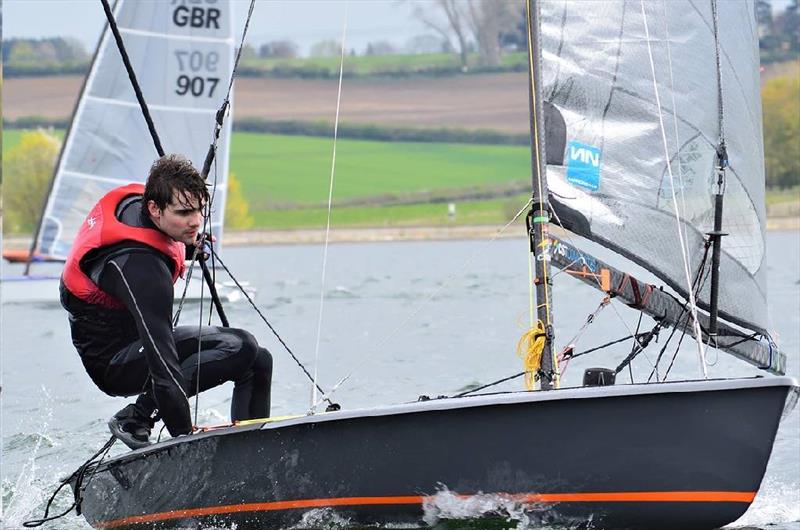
[74,377,798,530]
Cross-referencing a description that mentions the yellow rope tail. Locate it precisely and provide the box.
[517,320,546,390]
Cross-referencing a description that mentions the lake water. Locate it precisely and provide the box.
[1,233,798,529]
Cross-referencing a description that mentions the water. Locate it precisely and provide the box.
[1,233,798,529]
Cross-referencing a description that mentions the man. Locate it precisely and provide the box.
[60,154,272,450]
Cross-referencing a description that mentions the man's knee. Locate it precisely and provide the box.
[227,328,258,364]
[253,348,273,382]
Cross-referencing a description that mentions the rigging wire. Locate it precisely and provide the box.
[639,0,707,377]
[556,297,610,376]
[311,1,350,413]
[454,326,653,399]
[548,205,657,370]
[176,0,256,318]
[181,0,257,425]
[311,198,534,409]
[210,248,334,406]
[647,240,713,381]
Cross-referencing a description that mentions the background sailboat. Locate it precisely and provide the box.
[1,0,247,304]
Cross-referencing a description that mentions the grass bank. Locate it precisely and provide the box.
[3,130,532,229]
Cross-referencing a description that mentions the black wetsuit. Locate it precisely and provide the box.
[60,197,272,436]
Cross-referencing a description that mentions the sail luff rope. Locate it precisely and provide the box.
[313,198,534,409]
[639,0,708,378]
[310,2,349,413]
[661,0,696,299]
[710,0,726,151]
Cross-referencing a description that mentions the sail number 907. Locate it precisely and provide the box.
[174,50,220,98]
[176,75,219,97]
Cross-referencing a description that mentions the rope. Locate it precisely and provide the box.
[23,436,117,527]
[100,0,164,157]
[640,0,707,376]
[453,371,527,398]
[180,0,257,424]
[210,248,334,406]
[311,1,349,412]
[517,320,546,390]
[710,0,726,152]
[564,332,652,362]
[312,198,533,409]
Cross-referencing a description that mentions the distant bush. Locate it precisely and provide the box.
[5,117,528,147]
[762,72,800,189]
[3,130,61,232]
[234,118,528,146]
[4,117,70,129]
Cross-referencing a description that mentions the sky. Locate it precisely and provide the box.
[2,0,433,57]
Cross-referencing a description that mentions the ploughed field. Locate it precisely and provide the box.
[3,74,530,132]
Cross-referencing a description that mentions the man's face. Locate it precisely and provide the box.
[147,189,204,245]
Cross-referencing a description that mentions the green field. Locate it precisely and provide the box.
[230,133,529,205]
[3,129,533,229]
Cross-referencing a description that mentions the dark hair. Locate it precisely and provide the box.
[143,154,209,211]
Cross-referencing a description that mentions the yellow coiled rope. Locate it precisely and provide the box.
[517,320,546,390]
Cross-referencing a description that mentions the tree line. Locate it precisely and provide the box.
[6,0,797,77]
[757,0,799,64]
[3,37,89,76]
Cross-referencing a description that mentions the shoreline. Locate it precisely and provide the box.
[3,219,798,250]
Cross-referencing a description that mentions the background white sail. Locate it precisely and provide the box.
[36,0,234,260]
[541,0,768,334]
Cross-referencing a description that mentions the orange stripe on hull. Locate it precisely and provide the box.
[97,491,756,529]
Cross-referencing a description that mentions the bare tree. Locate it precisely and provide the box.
[467,0,519,66]
[408,0,521,70]
[411,0,471,70]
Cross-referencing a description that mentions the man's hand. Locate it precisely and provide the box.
[194,233,217,262]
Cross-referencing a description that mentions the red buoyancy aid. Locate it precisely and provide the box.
[62,183,186,309]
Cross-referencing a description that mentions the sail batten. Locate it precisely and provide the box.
[541,0,768,335]
[35,0,234,260]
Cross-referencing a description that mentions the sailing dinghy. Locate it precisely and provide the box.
[1,0,251,304]
[60,1,797,529]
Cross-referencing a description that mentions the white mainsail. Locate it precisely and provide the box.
[540,0,767,335]
[35,0,234,260]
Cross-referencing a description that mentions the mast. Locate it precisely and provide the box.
[524,0,557,390]
[707,0,727,340]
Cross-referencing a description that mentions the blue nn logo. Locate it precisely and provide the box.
[566,141,602,192]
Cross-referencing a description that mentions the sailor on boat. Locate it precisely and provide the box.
[59,155,273,450]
